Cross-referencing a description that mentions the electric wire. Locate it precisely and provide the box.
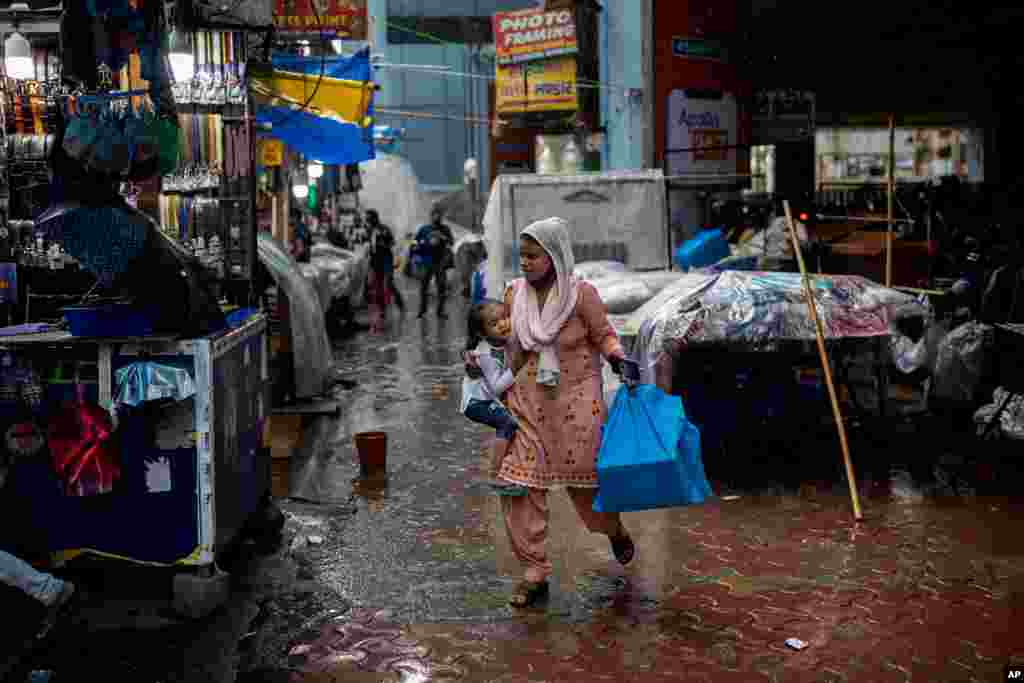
[383,19,644,93]
[256,0,329,130]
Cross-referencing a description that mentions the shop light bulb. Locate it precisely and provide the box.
[4,31,33,80]
[308,161,324,179]
[292,184,309,199]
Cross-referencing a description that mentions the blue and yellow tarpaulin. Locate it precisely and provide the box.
[253,48,375,166]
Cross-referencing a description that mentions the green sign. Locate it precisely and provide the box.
[672,37,726,62]
[307,185,317,211]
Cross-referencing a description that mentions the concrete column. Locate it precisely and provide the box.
[600,0,650,170]
[366,0,392,107]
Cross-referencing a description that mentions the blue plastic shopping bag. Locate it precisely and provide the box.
[593,384,713,513]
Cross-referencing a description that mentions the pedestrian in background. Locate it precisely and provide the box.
[365,209,405,313]
[414,206,454,319]
[468,217,631,608]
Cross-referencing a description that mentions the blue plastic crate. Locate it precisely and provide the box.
[62,304,160,338]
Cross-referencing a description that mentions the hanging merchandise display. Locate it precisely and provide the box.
[61,91,162,179]
[194,0,273,29]
[163,111,225,191]
[171,31,247,107]
[158,25,257,289]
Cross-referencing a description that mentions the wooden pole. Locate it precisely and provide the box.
[784,200,864,521]
[885,114,895,287]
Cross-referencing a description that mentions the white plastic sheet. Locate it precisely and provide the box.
[257,233,334,399]
[359,154,433,237]
[593,277,655,315]
[574,260,629,281]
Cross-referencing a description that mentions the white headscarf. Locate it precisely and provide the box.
[511,217,580,387]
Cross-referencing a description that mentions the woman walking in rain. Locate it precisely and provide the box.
[471,217,634,607]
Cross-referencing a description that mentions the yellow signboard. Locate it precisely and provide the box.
[496,56,577,115]
[259,139,284,167]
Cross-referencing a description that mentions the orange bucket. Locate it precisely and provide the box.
[355,431,387,477]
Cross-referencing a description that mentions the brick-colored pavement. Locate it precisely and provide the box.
[285,492,1024,682]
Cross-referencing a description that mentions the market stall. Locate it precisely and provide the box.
[0,315,268,569]
[626,269,930,507]
[0,1,277,619]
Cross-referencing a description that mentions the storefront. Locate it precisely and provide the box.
[651,0,751,242]
[815,124,985,187]
[489,0,602,184]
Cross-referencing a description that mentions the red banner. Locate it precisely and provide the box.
[493,7,577,65]
[274,0,367,37]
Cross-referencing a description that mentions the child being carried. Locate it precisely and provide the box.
[461,299,527,496]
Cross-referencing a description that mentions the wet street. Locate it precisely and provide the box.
[236,288,1024,683]
[11,285,1024,682]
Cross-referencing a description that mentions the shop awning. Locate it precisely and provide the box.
[253,48,375,166]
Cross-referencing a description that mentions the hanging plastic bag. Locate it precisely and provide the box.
[114,362,197,409]
[48,385,120,497]
[593,384,713,513]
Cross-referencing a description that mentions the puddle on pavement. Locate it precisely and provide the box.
[251,292,1024,682]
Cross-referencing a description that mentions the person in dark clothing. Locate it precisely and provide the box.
[414,207,455,319]
[366,209,405,313]
[290,211,312,263]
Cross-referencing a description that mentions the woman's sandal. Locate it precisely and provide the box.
[509,580,549,608]
[610,532,636,566]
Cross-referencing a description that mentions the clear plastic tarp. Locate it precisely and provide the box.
[258,232,334,399]
[359,153,433,238]
[483,171,669,298]
[628,272,929,383]
[309,243,371,308]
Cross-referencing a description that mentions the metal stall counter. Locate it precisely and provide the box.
[0,315,270,616]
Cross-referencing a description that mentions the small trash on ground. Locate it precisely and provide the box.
[289,644,312,656]
[722,495,741,501]
[307,535,325,546]
[785,638,808,650]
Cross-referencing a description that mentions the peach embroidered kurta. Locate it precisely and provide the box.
[498,280,623,489]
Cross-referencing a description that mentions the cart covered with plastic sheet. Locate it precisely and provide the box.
[257,232,334,399]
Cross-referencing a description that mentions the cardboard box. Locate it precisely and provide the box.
[264,414,304,450]
[271,452,291,499]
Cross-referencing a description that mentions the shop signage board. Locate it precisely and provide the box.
[258,139,284,167]
[493,7,578,65]
[273,0,367,38]
[496,56,578,114]
[666,89,738,175]
[672,37,727,62]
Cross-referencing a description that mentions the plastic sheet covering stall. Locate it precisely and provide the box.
[257,233,333,399]
[975,387,1024,440]
[483,171,668,298]
[300,263,332,313]
[310,243,370,307]
[931,322,993,402]
[628,271,928,384]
